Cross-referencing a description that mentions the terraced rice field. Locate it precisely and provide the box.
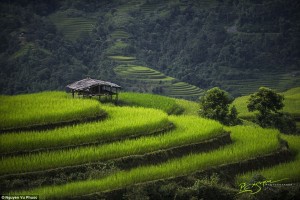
[114,65,174,82]
[108,56,136,63]
[0,91,104,130]
[118,92,184,114]
[114,64,204,99]
[223,71,300,96]
[0,106,169,155]
[236,134,300,185]
[110,30,130,40]
[105,41,130,55]
[1,91,298,199]
[0,115,223,176]
[165,81,204,98]
[9,125,283,199]
[49,9,96,41]
[104,1,205,100]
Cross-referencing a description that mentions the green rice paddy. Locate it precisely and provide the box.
[0,106,168,154]
[12,125,281,199]
[236,134,300,185]
[108,56,136,63]
[110,30,130,40]
[0,115,222,175]
[118,92,183,114]
[165,82,204,98]
[223,71,300,96]
[1,89,298,199]
[114,65,174,82]
[114,64,204,99]
[0,91,104,130]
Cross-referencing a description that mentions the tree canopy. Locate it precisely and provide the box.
[199,87,240,125]
[247,87,296,134]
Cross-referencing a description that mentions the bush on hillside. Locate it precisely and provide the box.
[199,87,241,125]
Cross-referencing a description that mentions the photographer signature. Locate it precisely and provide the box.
[238,178,288,194]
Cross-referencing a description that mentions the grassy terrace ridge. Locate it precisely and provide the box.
[0,115,223,175]
[222,72,300,96]
[118,92,184,115]
[236,134,300,184]
[166,82,204,97]
[13,125,281,199]
[0,106,169,155]
[114,64,204,99]
[0,92,104,130]
[114,65,173,80]
[110,30,130,39]
[105,41,129,55]
[108,56,136,61]
[232,87,300,120]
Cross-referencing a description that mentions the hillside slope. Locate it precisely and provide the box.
[0,0,299,97]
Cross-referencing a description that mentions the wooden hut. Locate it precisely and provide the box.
[66,78,121,101]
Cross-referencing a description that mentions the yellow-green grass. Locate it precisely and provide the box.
[119,92,183,114]
[236,134,300,185]
[0,115,223,175]
[12,125,281,199]
[232,87,300,120]
[0,106,168,155]
[0,91,103,130]
[175,98,200,116]
[49,10,95,41]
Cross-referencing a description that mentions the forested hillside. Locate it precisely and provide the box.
[0,0,299,97]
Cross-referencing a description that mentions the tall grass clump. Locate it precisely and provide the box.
[0,91,104,130]
[119,92,184,114]
[174,98,200,116]
[236,134,300,185]
[13,126,281,199]
[0,115,222,175]
[0,106,169,154]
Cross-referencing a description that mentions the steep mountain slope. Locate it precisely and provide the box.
[0,0,299,98]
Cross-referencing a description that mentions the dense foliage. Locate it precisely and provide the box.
[199,87,240,125]
[248,87,296,133]
[0,0,299,96]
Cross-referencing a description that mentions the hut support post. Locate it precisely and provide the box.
[110,86,112,101]
[115,88,119,102]
[72,90,74,98]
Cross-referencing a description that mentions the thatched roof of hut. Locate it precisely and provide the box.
[66,78,121,91]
